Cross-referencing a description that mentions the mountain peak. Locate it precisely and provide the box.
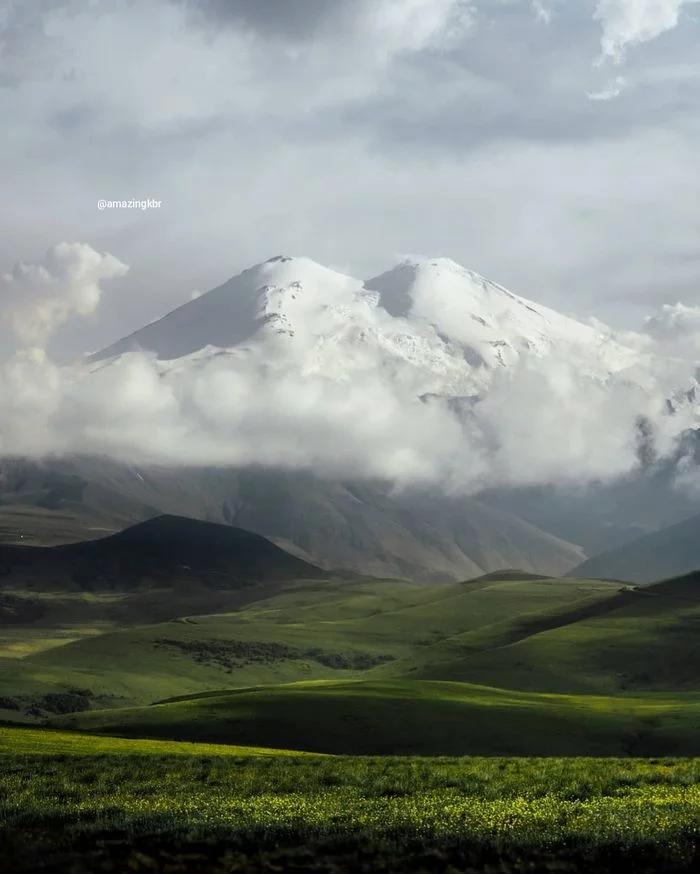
[89,253,635,390]
[251,255,357,289]
[365,256,532,326]
[90,256,362,362]
[398,256,484,276]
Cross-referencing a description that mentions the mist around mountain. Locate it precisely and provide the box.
[0,459,584,582]
[5,252,699,491]
[3,253,700,581]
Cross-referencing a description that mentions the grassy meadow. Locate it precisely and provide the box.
[4,567,700,870]
[2,726,700,873]
[0,574,628,714]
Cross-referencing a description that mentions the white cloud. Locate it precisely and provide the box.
[531,1,552,24]
[1,243,699,494]
[0,243,128,347]
[2,334,689,492]
[0,345,484,487]
[0,348,63,456]
[642,302,700,359]
[360,0,475,55]
[587,75,627,99]
[595,0,699,63]
[586,316,655,352]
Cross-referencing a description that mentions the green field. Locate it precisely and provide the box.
[1,575,628,714]
[55,679,700,756]
[5,566,700,870]
[4,571,700,756]
[2,726,699,873]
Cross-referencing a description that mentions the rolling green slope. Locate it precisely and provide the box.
[412,572,700,694]
[54,679,700,756]
[6,727,700,874]
[1,575,623,716]
[7,568,700,759]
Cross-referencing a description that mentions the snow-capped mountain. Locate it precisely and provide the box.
[90,254,650,401]
[7,253,700,583]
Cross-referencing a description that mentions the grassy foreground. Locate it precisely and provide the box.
[2,727,700,873]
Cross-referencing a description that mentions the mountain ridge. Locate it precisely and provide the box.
[569,510,700,584]
[89,254,645,400]
[0,460,585,582]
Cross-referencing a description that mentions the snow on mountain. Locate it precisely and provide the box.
[91,255,362,362]
[10,253,699,580]
[365,257,643,377]
[90,254,651,402]
[8,250,700,549]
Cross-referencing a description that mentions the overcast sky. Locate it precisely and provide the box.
[1,0,699,360]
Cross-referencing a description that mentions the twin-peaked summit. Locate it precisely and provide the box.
[90,254,640,396]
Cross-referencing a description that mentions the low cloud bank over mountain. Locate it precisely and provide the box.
[1,244,700,494]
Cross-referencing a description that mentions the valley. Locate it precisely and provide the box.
[2,516,699,757]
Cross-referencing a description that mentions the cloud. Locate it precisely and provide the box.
[175,0,348,41]
[594,0,699,63]
[0,348,63,456]
[0,345,484,488]
[586,316,655,353]
[0,243,128,347]
[1,333,692,493]
[642,302,700,359]
[532,1,552,25]
[176,0,474,54]
[1,244,699,495]
[474,354,692,486]
[587,75,627,100]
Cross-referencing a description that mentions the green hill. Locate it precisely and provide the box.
[6,566,700,755]
[465,569,555,583]
[0,574,624,717]
[411,572,700,694]
[54,679,700,756]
